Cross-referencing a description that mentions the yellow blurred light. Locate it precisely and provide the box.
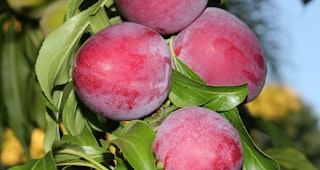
[29,128,45,159]
[247,82,302,120]
[0,129,24,166]
[1,128,46,166]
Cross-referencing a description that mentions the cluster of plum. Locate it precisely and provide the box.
[72,0,267,169]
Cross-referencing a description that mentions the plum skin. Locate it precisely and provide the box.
[72,22,172,121]
[115,0,208,35]
[173,7,267,102]
[153,106,243,170]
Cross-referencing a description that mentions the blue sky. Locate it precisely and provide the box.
[273,0,320,118]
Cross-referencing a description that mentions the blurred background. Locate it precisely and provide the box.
[1,0,320,169]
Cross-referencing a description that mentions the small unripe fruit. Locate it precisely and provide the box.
[73,22,172,121]
[153,106,243,170]
[173,7,267,102]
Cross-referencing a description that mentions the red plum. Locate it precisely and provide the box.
[153,106,243,169]
[115,0,208,35]
[173,7,267,102]
[73,22,172,120]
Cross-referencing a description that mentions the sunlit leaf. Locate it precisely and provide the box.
[66,0,83,19]
[89,6,110,34]
[35,0,109,106]
[112,120,156,170]
[222,108,280,170]
[169,70,248,111]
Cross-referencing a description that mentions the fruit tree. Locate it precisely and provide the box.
[0,0,317,169]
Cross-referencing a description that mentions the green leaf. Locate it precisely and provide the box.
[265,148,318,170]
[81,146,114,163]
[222,108,280,170]
[114,156,133,170]
[62,89,86,136]
[66,0,83,19]
[52,140,108,170]
[221,0,228,4]
[237,105,294,148]
[9,152,57,170]
[61,126,99,148]
[89,6,111,34]
[52,140,84,164]
[112,120,156,170]
[35,0,109,106]
[169,70,248,111]
[0,19,32,159]
[44,111,60,152]
[23,25,42,63]
[29,81,47,130]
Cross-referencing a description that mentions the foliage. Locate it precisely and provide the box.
[247,83,320,169]
[273,105,320,168]
[0,0,46,168]
[0,0,318,169]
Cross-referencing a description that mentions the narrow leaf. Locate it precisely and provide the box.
[66,0,83,19]
[62,89,86,136]
[0,20,32,158]
[89,6,111,34]
[44,111,60,152]
[222,108,280,170]
[23,25,42,63]
[35,0,109,105]
[29,82,47,130]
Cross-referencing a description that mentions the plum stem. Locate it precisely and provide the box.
[143,99,179,130]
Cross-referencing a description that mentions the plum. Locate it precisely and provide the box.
[72,22,172,121]
[115,0,208,35]
[173,7,267,102]
[153,106,243,170]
